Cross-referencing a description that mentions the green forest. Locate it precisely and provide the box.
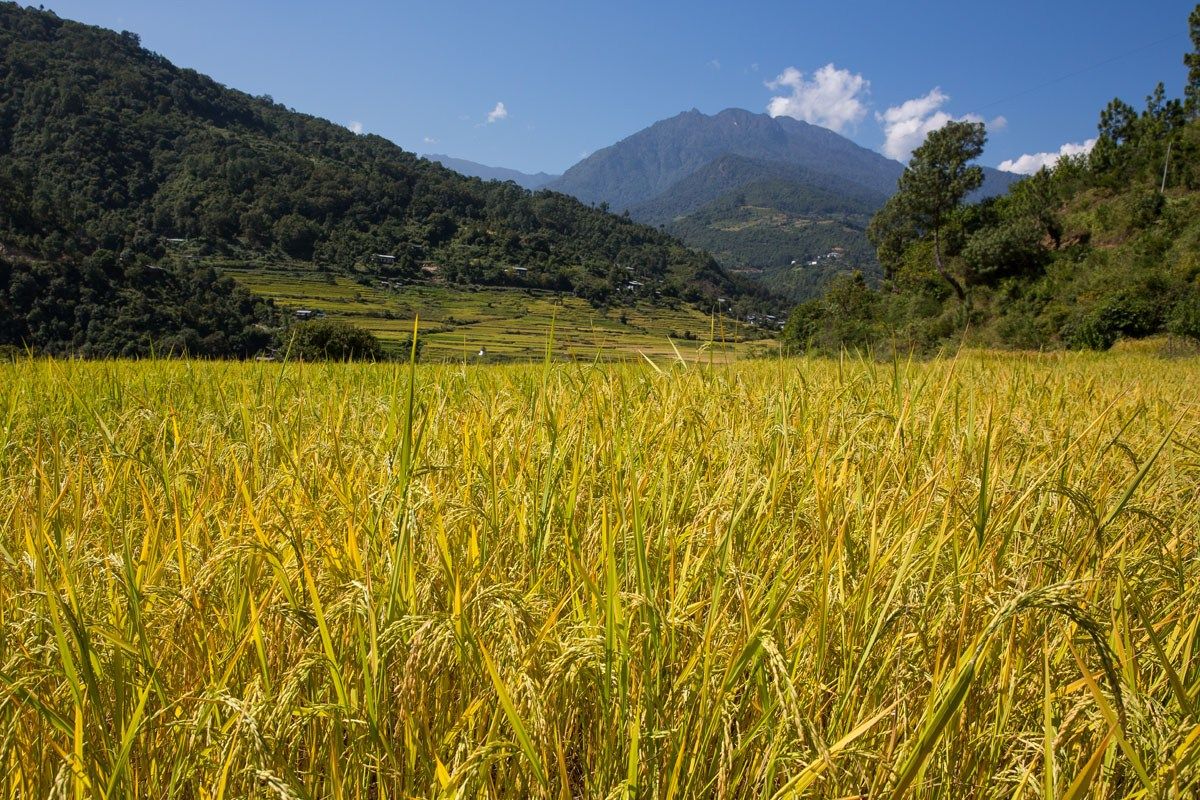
[786,8,1200,353]
[0,3,781,357]
[0,253,276,357]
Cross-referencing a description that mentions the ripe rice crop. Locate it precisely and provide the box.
[1,351,1198,798]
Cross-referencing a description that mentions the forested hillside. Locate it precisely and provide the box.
[629,154,887,227]
[786,10,1200,353]
[0,3,766,324]
[0,254,276,357]
[544,107,1019,299]
[548,108,907,209]
[628,155,885,298]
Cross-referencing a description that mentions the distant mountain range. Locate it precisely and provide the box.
[423,154,559,190]
[537,108,1021,299]
[407,109,1027,301]
[547,109,1019,211]
[0,3,778,359]
[547,108,908,208]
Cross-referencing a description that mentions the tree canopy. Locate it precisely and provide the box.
[285,319,385,362]
[0,254,277,357]
[795,3,1200,354]
[1186,4,1200,118]
[0,2,775,312]
[867,121,986,302]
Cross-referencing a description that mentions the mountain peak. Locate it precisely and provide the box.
[715,107,766,120]
[0,2,761,316]
[541,106,1021,301]
[547,106,904,210]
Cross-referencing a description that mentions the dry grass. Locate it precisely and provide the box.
[1,349,1199,798]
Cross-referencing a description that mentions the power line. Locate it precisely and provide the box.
[969,32,1188,115]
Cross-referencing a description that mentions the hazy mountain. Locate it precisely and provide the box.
[544,108,1020,299]
[548,108,904,209]
[424,154,559,190]
[549,108,1019,212]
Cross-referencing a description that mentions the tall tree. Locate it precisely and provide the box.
[1098,97,1138,144]
[868,121,986,302]
[1187,4,1200,118]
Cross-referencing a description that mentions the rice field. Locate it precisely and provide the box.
[223,266,777,362]
[1,350,1199,798]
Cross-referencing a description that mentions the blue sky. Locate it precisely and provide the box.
[42,0,1197,174]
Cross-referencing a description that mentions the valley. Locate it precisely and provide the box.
[223,263,777,362]
[432,108,1021,299]
[2,2,1200,797]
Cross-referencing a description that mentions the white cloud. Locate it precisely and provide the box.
[348,120,363,135]
[876,88,1003,161]
[998,138,1096,174]
[765,64,870,133]
[486,102,508,124]
[709,59,722,70]
[423,136,438,144]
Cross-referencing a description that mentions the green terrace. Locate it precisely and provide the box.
[221,264,780,362]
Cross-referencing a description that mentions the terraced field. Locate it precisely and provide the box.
[223,265,778,362]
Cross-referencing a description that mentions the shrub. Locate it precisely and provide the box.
[995,310,1049,350]
[0,343,25,360]
[286,319,383,361]
[1128,189,1165,229]
[961,217,1047,284]
[1064,289,1165,350]
[786,272,883,353]
[1168,285,1200,342]
[273,214,322,261]
[781,300,822,349]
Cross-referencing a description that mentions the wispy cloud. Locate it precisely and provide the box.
[423,136,438,144]
[709,59,722,71]
[765,64,869,133]
[876,88,1003,161]
[348,120,363,135]
[486,102,508,124]
[999,138,1096,174]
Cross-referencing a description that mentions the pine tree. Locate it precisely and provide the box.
[1186,4,1200,118]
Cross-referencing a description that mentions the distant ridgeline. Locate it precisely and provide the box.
[546,108,1020,301]
[0,4,779,356]
[786,7,1200,354]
